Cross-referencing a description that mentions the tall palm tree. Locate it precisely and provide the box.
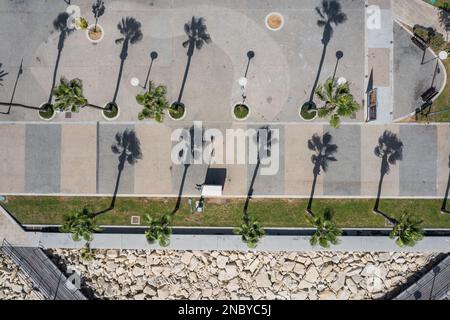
[315,77,360,128]
[309,0,347,103]
[176,16,211,104]
[307,208,342,248]
[389,212,424,247]
[144,214,172,247]
[373,131,403,212]
[113,17,143,103]
[307,132,337,213]
[0,63,7,86]
[50,12,74,103]
[136,81,169,122]
[60,208,102,242]
[234,217,265,249]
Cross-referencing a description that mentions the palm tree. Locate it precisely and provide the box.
[389,212,424,247]
[113,17,143,103]
[176,17,211,105]
[0,63,7,86]
[234,217,265,249]
[309,0,347,103]
[92,0,106,32]
[50,12,74,103]
[60,208,102,242]
[144,214,172,247]
[373,131,403,212]
[52,78,88,112]
[307,132,337,213]
[307,208,342,248]
[136,81,169,122]
[315,77,360,128]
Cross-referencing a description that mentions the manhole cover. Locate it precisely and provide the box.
[265,12,284,31]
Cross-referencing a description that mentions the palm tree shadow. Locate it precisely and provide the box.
[306,132,338,214]
[441,155,450,214]
[175,16,211,107]
[112,17,143,104]
[171,125,206,215]
[309,0,347,104]
[49,12,74,103]
[373,131,403,213]
[94,129,142,216]
[0,63,8,87]
[243,127,278,218]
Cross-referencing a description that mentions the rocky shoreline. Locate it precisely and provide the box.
[1,250,440,300]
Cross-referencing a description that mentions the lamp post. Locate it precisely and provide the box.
[432,51,448,88]
[130,51,158,90]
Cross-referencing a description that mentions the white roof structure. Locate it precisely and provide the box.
[201,185,223,197]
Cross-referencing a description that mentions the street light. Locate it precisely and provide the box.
[432,51,448,88]
[337,77,347,86]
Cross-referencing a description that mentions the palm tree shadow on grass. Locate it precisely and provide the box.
[243,127,278,218]
[94,129,142,216]
[175,17,211,107]
[49,12,74,104]
[441,155,450,214]
[112,17,143,104]
[171,125,206,215]
[306,132,337,214]
[373,131,403,214]
[308,0,347,104]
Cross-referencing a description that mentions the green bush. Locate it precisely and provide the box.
[413,25,450,53]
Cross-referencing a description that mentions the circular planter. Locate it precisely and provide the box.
[86,24,104,44]
[38,102,56,121]
[299,102,318,122]
[265,12,284,31]
[168,102,186,121]
[102,102,120,121]
[232,103,251,121]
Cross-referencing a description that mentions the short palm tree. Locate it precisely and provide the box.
[234,216,265,249]
[307,208,342,248]
[60,208,102,242]
[136,81,169,122]
[52,78,88,112]
[389,212,424,247]
[315,77,360,128]
[144,214,172,247]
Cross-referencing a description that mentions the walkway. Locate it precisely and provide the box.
[394,254,450,300]
[0,205,32,246]
[392,0,448,36]
[1,239,86,300]
[0,122,449,199]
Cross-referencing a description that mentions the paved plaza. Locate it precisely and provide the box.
[0,0,448,199]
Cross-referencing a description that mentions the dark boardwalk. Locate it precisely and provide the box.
[1,240,86,300]
[394,255,450,300]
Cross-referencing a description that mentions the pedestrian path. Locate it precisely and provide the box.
[0,122,449,199]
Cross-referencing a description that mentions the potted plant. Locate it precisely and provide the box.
[87,0,106,43]
[102,102,120,120]
[38,102,56,121]
[168,102,186,121]
[232,103,250,121]
[299,101,318,121]
[136,81,169,122]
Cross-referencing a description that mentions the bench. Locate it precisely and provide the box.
[411,36,428,50]
[421,87,438,102]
